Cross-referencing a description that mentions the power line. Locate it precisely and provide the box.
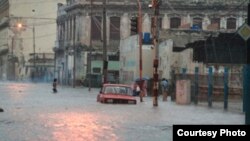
[10,16,56,20]
[92,16,102,32]
[35,11,58,17]
[0,32,57,40]
[20,32,57,40]
[223,0,248,16]
[33,21,56,26]
[110,22,120,32]
[11,0,65,5]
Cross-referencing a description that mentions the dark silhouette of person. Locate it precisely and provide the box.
[52,78,58,93]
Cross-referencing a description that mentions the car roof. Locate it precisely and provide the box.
[103,83,131,88]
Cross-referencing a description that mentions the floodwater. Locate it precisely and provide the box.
[0,82,244,141]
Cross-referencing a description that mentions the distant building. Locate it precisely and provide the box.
[0,0,65,81]
[55,0,247,85]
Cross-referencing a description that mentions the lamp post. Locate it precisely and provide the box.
[16,22,36,81]
[103,0,108,84]
[73,16,76,88]
[89,0,93,91]
[9,35,15,80]
[14,11,36,82]
[32,9,36,82]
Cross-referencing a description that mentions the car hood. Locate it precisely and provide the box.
[102,94,136,100]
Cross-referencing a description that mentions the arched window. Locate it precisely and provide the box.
[158,17,162,29]
[170,17,181,29]
[210,18,220,30]
[91,16,102,40]
[227,18,236,30]
[110,17,120,40]
[193,17,202,29]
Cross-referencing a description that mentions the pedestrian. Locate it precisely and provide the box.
[52,78,58,93]
[142,80,147,97]
[136,83,140,96]
[161,78,168,101]
[131,82,137,96]
[0,107,3,112]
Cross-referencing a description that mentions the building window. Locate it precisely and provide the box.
[91,16,102,40]
[193,17,202,29]
[227,18,236,30]
[110,17,120,40]
[66,0,70,5]
[170,17,181,29]
[122,57,126,66]
[208,18,220,30]
[70,19,73,40]
[108,55,119,61]
[158,17,162,29]
[93,67,101,73]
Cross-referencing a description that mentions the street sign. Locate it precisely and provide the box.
[238,23,250,41]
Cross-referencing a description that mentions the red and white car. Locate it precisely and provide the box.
[97,84,137,104]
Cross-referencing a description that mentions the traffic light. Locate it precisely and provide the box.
[130,17,138,34]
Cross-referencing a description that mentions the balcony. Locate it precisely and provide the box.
[0,17,9,30]
[7,54,18,62]
[0,44,8,55]
[28,53,54,66]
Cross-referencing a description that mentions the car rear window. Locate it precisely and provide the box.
[104,86,132,95]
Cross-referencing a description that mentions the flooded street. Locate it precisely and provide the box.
[0,82,244,141]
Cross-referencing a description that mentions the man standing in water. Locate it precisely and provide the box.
[52,78,58,93]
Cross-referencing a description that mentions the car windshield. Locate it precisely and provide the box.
[103,86,132,95]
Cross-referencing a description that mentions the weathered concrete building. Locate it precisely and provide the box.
[0,0,65,81]
[157,0,247,82]
[120,0,247,82]
[55,0,247,85]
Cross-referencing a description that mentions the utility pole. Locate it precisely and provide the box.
[138,1,142,82]
[73,16,76,88]
[137,0,143,102]
[244,1,250,125]
[152,0,160,107]
[10,35,15,80]
[32,9,36,82]
[33,25,36,80]
[103,0,108,84]
[88,0,93,91]
[11,36,14,56]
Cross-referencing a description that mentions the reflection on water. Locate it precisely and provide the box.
[47,112,118,141]
[6,83,29,100]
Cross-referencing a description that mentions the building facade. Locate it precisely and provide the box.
[0,0,9,80]
[0,0,65,81]
[55,0,247,84]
